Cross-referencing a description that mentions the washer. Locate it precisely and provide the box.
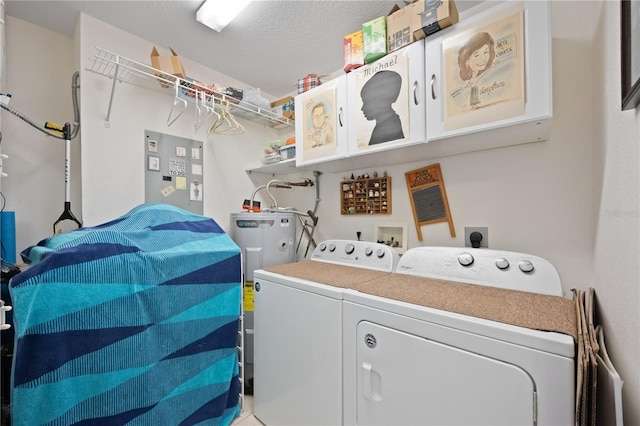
[253,240,399,426]
[343,247,575,425]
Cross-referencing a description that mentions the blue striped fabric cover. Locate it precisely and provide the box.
[9,204,242,425]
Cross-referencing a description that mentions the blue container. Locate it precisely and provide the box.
[1,211,16,264]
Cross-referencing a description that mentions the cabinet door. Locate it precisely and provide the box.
[295,76,349,167]
[426,0,552,147]
[347,40,426,157]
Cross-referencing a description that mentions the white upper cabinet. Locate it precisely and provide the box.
[295,76,349,167]
[346,39,426,158]
[293,40,426,172]
[288,0,553,174]
[425,0,552,150]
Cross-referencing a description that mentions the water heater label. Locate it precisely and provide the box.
[236,220,274,228]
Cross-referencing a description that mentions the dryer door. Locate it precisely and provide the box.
[356,321,536,425]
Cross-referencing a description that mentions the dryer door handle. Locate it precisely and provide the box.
[362,362,373,401]
[362,362,382,402]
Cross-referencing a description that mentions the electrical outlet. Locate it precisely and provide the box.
[464,227,488,248]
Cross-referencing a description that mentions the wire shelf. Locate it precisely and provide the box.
[86,47,295,130]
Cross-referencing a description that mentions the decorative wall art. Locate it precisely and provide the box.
[621,0,640,110]
[442,3,525,131]
[405,163,455,241]
[354,51,410,151]
[301,88,338,161]
[340,175,391,215]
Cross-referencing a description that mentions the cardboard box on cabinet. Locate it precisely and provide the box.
[386,3,418,53]
[150,46,186,86]
[412,0,459,40]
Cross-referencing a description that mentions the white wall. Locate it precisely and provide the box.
[1,1,638,424]
[277,0,598,295]
[77,14,285,228]
[257,3,640,423]
[591,2,639,424]
[2,16,79,256]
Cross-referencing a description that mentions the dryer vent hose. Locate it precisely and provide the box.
[0,71,80,141]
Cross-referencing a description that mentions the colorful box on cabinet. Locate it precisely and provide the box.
[344,30,365,72]
[362,16,387,64]
[412,0,459,40]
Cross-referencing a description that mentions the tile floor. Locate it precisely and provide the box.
[231,395,263,426]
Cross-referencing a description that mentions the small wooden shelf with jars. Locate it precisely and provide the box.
[341,176,391,215]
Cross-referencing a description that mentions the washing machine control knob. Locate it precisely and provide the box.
[329,243,337,252]
[318,243,327,252]
[458,252,474,266]
[519,260,534,273]
[495,258,509,270]
[345,243,355,255]
[376,249,386,258]
[365,247,373,256]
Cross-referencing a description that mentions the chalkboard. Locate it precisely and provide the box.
[405,163,455,240]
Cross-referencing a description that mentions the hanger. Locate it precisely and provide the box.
[195,90,216,132]
[209,99,244,135]
[219,100,245,135]
[167,82,187,127]
[208,99,225,134]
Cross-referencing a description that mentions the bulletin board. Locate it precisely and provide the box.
[144,130,203,215]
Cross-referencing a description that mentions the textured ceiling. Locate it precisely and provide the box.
[5,0,480,98]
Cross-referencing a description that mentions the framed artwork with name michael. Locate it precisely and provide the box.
[353,51,410,151]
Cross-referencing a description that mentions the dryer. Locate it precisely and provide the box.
[342,247,576,426]
[253,240,399,426]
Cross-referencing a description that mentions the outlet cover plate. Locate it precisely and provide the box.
[465,227,488,248]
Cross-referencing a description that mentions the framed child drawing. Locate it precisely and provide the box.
[299,88,338,162]
[442,3,525,131]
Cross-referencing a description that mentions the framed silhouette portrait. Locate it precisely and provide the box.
[442,3,525,131]
[354,52,410,151]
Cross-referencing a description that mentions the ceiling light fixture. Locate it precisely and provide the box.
[196,0,251,32]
